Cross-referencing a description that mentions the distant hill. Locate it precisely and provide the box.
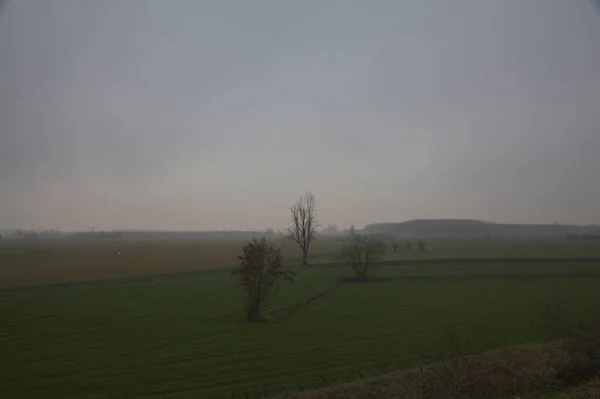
[364,219,599,238]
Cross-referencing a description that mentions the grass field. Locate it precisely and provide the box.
[2,237,600,398]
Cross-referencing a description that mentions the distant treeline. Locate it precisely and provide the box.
[565,233,600,241]
[6,229,61,239]
[365,219,599,238]
[67,231,124,239]
[65,230,269,240]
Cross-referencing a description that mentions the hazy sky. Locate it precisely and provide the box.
[1,0,599,231]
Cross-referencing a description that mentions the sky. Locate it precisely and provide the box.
[1,0,599,231]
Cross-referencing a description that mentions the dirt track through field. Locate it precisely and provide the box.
[268,282,342,320]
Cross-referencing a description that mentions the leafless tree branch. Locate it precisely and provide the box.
[340,231,386,280]
[283,192,319,266]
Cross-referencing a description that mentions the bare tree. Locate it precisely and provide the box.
[231,237,295,322]
[341,232,386,281]
[284,192,319,266]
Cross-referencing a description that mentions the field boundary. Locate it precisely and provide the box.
[267,270,600,321]
[0,267,235,293]
[322,257,600,268]
[340,272,600,284]
[4,256,600,293]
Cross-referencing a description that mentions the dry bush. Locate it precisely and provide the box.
[274,332,600,399]
[561,377,600,398]
[553,329,600,389]
[416,344,562,399]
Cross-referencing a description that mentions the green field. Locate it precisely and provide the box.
[2,238,600,398]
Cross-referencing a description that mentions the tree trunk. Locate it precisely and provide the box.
[355,269,368,282]
[247,298,263,322]
[302,251,308,267]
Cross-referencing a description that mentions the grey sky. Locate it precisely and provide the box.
[1,0,599,230]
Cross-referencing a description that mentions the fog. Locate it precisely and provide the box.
[1,0,599,231]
